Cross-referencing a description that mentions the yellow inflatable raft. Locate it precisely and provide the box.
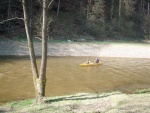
[79,62,102,67]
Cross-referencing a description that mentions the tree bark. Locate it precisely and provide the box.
[37,0,48,102]
[7,0,11,31]
[29,0,32,33]
[110,0,114,31]
[87,0,91,19]
[148,2,150,15]
[118,0,122,28]
[57,0,60,16]
[22,0,40,101]
[22,0,52,104]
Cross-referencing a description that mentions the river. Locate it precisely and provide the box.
[0,56,150,104]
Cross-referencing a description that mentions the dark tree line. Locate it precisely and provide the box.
[0,0,150,40]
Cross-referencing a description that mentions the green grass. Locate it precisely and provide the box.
[1,90,150,113]
[5,99,34,112]
[134,89,150,94]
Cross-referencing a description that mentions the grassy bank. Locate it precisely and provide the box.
[0,89,150,113]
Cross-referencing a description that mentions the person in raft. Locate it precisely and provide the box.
[85,59,91,64]
[94,58,99,63]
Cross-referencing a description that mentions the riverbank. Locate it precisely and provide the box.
[0,39,150,58]
[0,90,150,113]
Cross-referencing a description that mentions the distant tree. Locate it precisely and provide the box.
[143,0,150,39]
[118,0,122,29]
[122,0,135,17]
[148,0,150,15]
[86,0,104,21]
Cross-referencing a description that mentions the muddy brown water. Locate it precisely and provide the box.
[0,56,150,104]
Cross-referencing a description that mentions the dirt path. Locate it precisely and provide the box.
[0,40,150,58]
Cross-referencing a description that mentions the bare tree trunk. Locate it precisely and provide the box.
[148,2,150,15]
[37,0,48,102]
[57,0,60,16]
[22,0,40,101]
[119,0,122,28]
[29,0,32,33]
[7,0,11,31]
[140,0,143,14]
[110,0,113,22]
[110,0,114,31]
[143,4,144,13]
[87,4,89,19]
[87,0,91,19]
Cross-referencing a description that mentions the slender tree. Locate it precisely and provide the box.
[118,0,122,28]
[148,0,150,15]
[39,0,48,100]
[7,0,11,31]
[57,0,60,16]
[22,0,39,101]
[110,0,114,23]
[22,0,50,103]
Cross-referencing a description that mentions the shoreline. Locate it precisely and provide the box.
[0,40,150,58]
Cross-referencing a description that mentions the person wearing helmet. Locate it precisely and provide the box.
[95,58,99,63]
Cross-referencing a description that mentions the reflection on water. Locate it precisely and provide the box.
[0,56,150,104]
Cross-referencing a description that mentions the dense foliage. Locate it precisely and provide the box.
[0,0,150,41]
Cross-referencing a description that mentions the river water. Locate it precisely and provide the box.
[0,56,150,104]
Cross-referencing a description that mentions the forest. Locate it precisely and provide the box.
[0,0,150,41]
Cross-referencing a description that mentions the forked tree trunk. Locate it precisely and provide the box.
[22,0,48,103]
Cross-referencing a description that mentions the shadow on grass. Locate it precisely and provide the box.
[45,92,120,104]
[0,110,5,113]
[0,108,14,113]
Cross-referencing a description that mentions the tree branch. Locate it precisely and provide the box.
[0,17,24,24]
[48,0,54,9]
[34,36,42,41]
